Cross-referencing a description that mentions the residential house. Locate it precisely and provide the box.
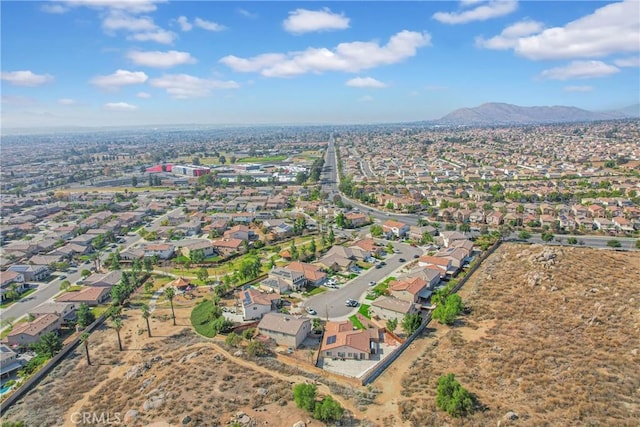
[0,344,23,380]
[613,217,634,232]
[211,238,244,257]
[320,320,380,360]
[382,220,410,238]
[83,270,122,288]
[258,313,311,349]
[593,218,615,232]
[389,277,432,304]
[7,264,49,282]
[417,256,452,277]
[370,296,420,323]
[260,267,305,293]
[119,248,145,261]
[179,240,215,258]
[401,267,441,290]
[286,261,327,287]
[241,288,281,321]
[142,243,175,260]
[408,225,437,242]
[486,211,504,226]
[223,225,253,241]
[434,247,470,272]
[0,271,26,302]
[6,314,62,348]
[316,253,354,272]
[56,287,111,306]
[345,212,369,227]
[351,239,384,257]
[30,302,77,324]
[439,231,468,248]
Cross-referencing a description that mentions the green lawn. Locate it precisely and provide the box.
[358,304,371,319]
[238,155,287,163]
[0,288,37,309]
[303,287,326,297]
[66,285,83,292]
[356,261,373,270]
[190,299,217,338]
[349,315,365,330]
[371,277,394,297]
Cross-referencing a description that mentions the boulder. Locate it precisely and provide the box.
[123,409,139,424]
[503,411,518,421]
[182,415,192,424]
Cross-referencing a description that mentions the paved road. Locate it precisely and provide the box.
[302,241,423,320]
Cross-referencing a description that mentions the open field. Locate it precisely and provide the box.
[397,243,640,426]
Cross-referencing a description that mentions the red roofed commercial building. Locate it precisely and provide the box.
[146,164,173,173]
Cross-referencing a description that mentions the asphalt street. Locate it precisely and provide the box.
[302,241,423,319]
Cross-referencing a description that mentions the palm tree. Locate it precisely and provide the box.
[80,332,91,365]
[164,287,176,326]
[112,316,123,351]
[141,303,151,337]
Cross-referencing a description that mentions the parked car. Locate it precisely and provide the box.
[305,307,317,315]
[413,254,420,259]
[368,281,376,286]
[398,258,406,262]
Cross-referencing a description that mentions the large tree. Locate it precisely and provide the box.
[31,332,62,358]
[436,373,474,417]
[76,303,95,328]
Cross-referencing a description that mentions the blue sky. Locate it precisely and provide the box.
[1,0,639,128]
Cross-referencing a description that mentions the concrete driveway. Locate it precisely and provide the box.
[302,240,423,320]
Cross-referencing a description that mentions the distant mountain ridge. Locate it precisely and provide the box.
[436,102,640,126]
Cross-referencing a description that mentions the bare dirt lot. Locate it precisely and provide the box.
[4,244,639,426]
[397,243,640,426]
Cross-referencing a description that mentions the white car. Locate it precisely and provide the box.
[306,307,317,315]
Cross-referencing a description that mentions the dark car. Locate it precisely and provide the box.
[413,254,420,259]
[375,264,383,269]
[398,258,406,262]
[380,261,386,266]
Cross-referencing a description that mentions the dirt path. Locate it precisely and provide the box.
[363,324,450,426]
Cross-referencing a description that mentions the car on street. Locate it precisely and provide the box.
[345,299,358,307]
[305,307,317,315]
[398,258,406,262]
[58,275,67,280]
[413,254,420,259]
[368,281,376,286]
[379,261,386,266]
[375,264,383,269]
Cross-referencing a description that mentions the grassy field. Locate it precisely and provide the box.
[349,315,365,330]
[358,304,371,319]
[237,155,287,163]
[190,299,217,337]
[397,243,640,426]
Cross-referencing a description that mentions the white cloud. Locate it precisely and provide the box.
[194,17,226,32]
[0,70,54,86]
[59,0,163,14]
[237,8,257,19]
[563,85,593,92]
[127,50,197,68]
[357,95,374,103]
[513,0,640,60]
[41,3,68,13]
[220,30,431,77]
[614,56,640,67]
[433,0,517,24]
[149,73,239,99]
[104,102,138,111]
[283,8,350,34]
[128,29,177,44]
[476,19,544,49]
[136,91,152,98]
[57,98,77,105]
[102,11,157,32]
[538,60,619,80]
[90,69,148,89]
[346,77,387,88]
[176,16,192,31]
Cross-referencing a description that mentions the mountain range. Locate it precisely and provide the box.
[435,102,640,126]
